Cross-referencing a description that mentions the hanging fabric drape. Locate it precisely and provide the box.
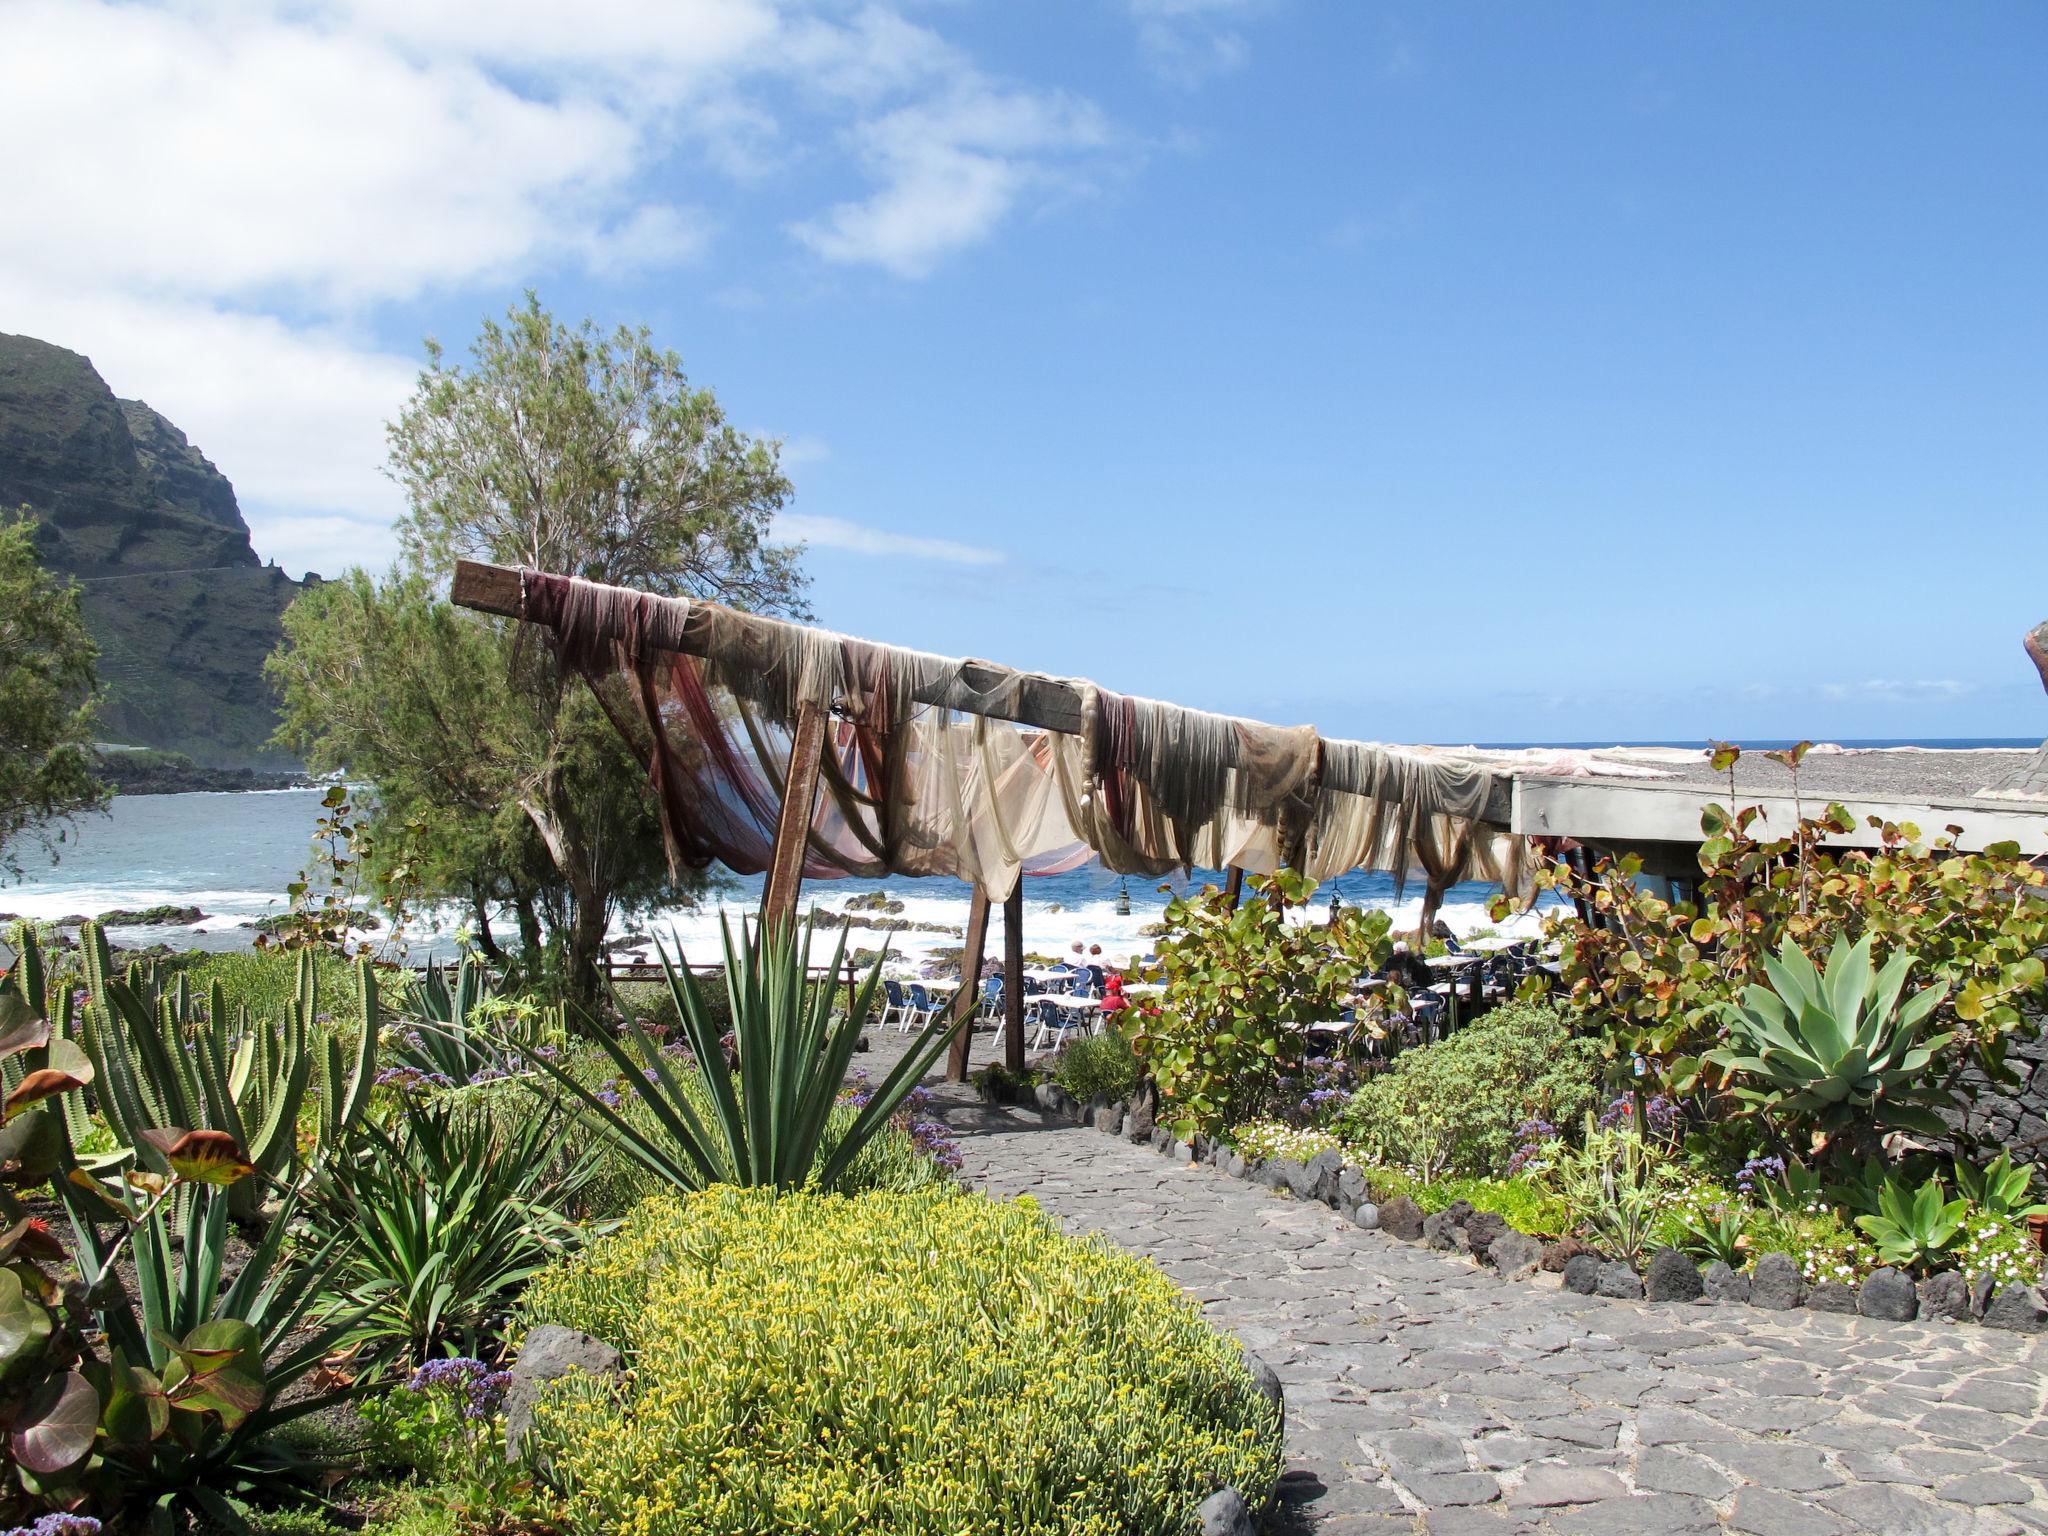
[510,567,1531,907]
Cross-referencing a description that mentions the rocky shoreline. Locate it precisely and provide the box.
[95,749,319,795]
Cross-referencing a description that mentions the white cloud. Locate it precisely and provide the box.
[5,285,416,563]
[790,82,1113,277]
[0,0,1121,575]
[778,514,1003,566]
[1127,0,1267,86]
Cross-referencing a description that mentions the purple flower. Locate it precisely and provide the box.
[403,1357,510,1422]
[1599,1093,1675,1133]
[1735,1154,1786,1194]
[1505,1116,1560,1177]
[5,1517,104,1536]
[596,1087,623,1109]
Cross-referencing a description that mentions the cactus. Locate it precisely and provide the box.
[5,921,381,1220]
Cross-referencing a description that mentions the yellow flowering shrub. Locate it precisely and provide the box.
[519,1187,1281,1536]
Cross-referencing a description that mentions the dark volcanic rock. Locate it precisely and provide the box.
[1750,1251,1805,1311]
[1806,1281,1859,1315]
[1197,1488,1254,1536]
[1303,1148,1346,1204]
[1464,1210,1508,1254]
[1857,1267,1919,1322]
[1918,1270,1970,1322]
[1702,1261,1751,1305]
[1485,1229,1544,1278]
[1594,1262,1644,1300]
[1562,1253,1604,1295]
[1981,1283,2048,1333]
[1422,1210,1474,1253]
[504,1325,622,1460]
[1378,1195,1424,1240]
[1643,1248,1705,1303]
[1542,1236,1599,1273]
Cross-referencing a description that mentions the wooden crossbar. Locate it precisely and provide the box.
[449,558,1513,826]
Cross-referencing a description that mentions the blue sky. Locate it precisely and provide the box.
[6,2,2044,743]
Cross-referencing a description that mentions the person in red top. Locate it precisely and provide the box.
[1099,971,1129,1018]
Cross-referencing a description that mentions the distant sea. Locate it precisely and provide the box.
[3,739,2033,964]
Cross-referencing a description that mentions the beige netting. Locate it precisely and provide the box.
[517,569,1530,922]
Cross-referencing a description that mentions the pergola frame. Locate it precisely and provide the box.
[450,558,1521,1079]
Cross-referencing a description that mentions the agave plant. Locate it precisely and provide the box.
[1955,1151,2048,1222]
[1707,934,1952,1147]
[387,954,565,1088]
[305,1097,596,1359]
[524,914,964,1193]
[1853,1174,1969,1273]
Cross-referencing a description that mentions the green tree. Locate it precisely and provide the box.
[272,298,805,999]
[0,508,107,877]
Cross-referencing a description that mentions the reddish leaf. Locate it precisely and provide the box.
[138,1128,256,1186]
[5,1067,91,1120]
[10,1369,99,1474]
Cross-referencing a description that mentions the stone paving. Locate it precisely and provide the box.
[942,1095,2048,1535]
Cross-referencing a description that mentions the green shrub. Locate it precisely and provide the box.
[1051,1024,1142,1103]
[1134,870,1396,1140]
[520,1187,1281,1535]
[1333,1001,1602,1180]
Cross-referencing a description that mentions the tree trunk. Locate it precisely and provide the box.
[513,891,543,962]
[566,891,610,1010]
[471,887,505,963]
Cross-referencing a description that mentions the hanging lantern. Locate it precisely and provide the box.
[1116,880,1132,917]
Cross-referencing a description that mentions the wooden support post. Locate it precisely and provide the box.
[944,889,993,1082]
[760,700,828,936]
[1002,880,1027,1074]
[1223,865,1245,909]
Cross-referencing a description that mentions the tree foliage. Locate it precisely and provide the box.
[271,298,807,998]
[390,293,803,608]
[0,508,106,878]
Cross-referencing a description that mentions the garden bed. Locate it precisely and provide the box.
[1026,1080,2048,1337]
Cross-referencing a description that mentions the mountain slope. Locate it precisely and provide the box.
[0,332,308,765]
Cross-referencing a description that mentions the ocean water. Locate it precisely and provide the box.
[1,788,1548,964]
[7,737,2028,965]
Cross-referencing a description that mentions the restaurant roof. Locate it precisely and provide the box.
[1493,743,2048,857]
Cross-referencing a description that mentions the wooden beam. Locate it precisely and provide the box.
[760,699,827,934]
[451,559,1087,735]
[1223,865,1245,909]
[944,888,993,1082]
[449,558,1517,826]
[1002,880,1026,1074]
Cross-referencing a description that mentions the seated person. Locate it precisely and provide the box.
[1379,941,1434,992]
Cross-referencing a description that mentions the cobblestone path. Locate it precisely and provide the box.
[945,1097,2048,1535]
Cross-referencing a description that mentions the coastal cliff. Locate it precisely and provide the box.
[0,332,308,765]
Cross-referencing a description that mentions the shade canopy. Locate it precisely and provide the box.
[452,562,1533,923]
